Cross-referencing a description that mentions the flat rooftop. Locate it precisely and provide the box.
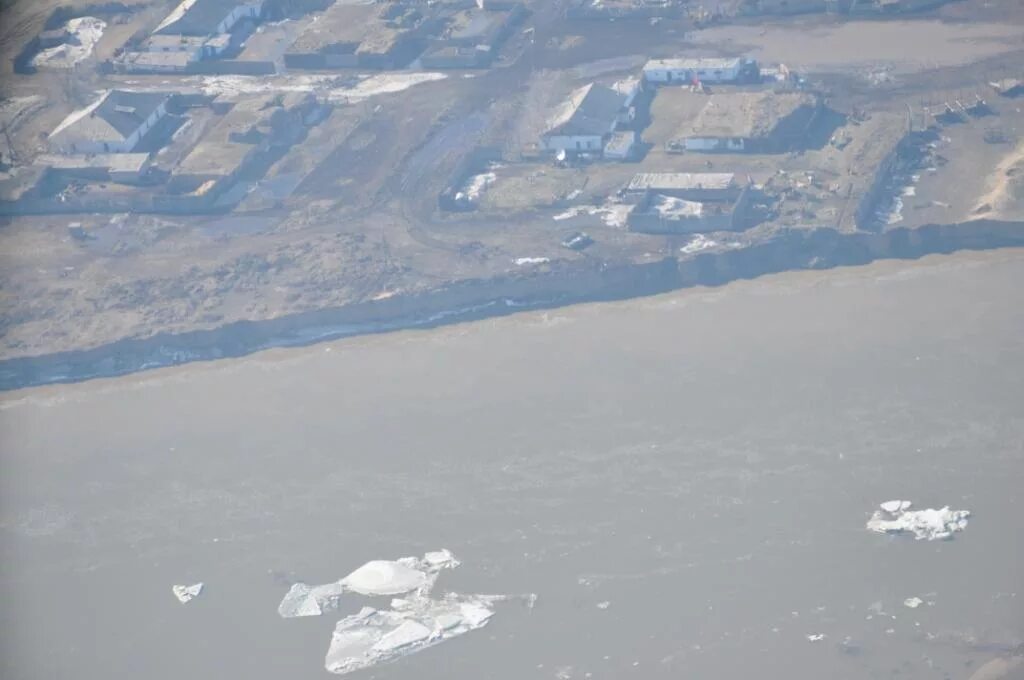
[627,172,737,192]
[653,90,814,140]
[287,3,407,55]
[175,96,273,175]
[37,153,150,172]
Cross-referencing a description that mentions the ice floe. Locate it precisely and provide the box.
[866,501,970,540]
[172,582,203,604]
[278,549,524,675]
[904,596,924,609]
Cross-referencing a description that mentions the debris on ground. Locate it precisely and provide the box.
[172,582,203,604]
[866,500,970,540]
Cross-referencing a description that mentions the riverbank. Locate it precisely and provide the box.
[2,218,1022,391]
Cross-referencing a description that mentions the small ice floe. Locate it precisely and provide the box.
[866,501,970,541]
[514,257,550,266]
[172,583,203,604]
[596,601,611,610]
[903,597,924,609]
[806,633,826,642]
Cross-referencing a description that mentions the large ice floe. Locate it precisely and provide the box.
[866,500,971,541]
[278,549,518,675]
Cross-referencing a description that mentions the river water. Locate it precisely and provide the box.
[2,250,1022,680]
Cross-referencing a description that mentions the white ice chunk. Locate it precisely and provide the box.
[880,500,912,513]
[806,633,826,642]
[278,582,347,618]
[172,582,203,604]
[324,596,495,675]
[423,549,460,570]
[903,597,924,609]
[866,501,970,541]
[372,619,432,653]
[341,560,429,596]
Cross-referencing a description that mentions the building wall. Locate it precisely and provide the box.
[683,136,746,152]
[644,64,742,84]
[542,134,603,152]
[217,1,263,34]
[58,101,167,154]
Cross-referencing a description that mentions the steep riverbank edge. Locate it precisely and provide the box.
[2,219,1022,391]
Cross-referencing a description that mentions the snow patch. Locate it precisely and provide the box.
[32,17,106,69]
[680,234,717,254]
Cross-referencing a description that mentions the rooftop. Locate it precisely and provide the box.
[175,95,283,176]
[648,195,704,218]
[123,51,195,69]
[545,83,626,137]
[37,153,151,172]
[155,0,257,36]
[645,57,745,71]
[50,90,172,143]
[287,3,404,55]
[682,92,813,139]
[144,34,208,50]
[627,172,737,192]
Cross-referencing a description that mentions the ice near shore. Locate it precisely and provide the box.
[277,549,523,676]
[866,500,970,540]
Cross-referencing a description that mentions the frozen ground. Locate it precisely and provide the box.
[1,250,1023,680]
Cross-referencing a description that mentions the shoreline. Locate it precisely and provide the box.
[2,218,1022,391]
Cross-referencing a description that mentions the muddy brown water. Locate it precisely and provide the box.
[1,250,1022,680]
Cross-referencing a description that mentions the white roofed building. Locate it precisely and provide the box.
[643,57,757,84]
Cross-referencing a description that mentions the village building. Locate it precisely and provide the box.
[35,153,153,184]
[170,92,322,197]
[154,0,264,37]
[284,2,432,70]
[624,172,743,202]
[541,81,638,155]
[420,3,526,68]
[48,90,172,154]
[566,0,685,19]
[627,187,755,234]
[643,57,759,85]
[666,91,821,153]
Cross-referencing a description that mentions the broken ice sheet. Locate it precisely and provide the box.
[866,501,970,541]
[278,551,460,618]
[172,582,203,604]
[324,595,496,675]
[277,550,523,676]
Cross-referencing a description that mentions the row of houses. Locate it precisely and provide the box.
[538,56,818,159]
[116,0,265,73]
[3,87,329,215]
[283,0,525,71]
